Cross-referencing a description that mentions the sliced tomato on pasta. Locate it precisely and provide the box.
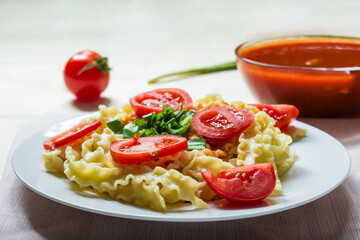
[191,106,254,139]
[250,104,299,131]
[129,88,193,117]
[110,134,188,164]
[201,163,276,203]
[43,120,102,150]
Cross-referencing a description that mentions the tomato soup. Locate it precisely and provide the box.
[236,36,360,117]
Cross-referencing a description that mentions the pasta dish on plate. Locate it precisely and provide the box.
[42,88,305,211]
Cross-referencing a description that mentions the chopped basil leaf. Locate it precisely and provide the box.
[125,122,139,132]
[179,115,192,127]
[106,119,124,134]
[187,139,206,151]
[140,127,160,137]
[135,118,148,128]
[174,108,186,120]
[187,110,196,117]
[123,128,135,139]
[165,117,177,127]
[123,123,139,139]
[142,113,153,120]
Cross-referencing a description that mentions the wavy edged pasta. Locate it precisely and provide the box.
[43,93,303,211]
[63,131,207,211]
[84,104,134,131]
[181,153,234,200]
[235,111,296,191]
[43,148,65,173]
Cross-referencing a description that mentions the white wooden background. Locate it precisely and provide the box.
[2,0,360,180]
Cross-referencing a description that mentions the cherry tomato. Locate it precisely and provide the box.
[43,120,102,150]
[201,163,276,203]
[110,134,188,164]
[64,50,110,102]
[129,88,193,116]
[192,106,254,139]
[250,104,299,131]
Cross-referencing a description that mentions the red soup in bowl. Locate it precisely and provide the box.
[236,35,360,117]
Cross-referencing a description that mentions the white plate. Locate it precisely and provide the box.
[12,117,351,222]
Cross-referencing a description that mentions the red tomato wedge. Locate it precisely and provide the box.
[43,120,102,150]
[110,134,188,164]
[192,106,254,139]
[201,163,276,203]
[250,104,299,131]
[129,88,193,116]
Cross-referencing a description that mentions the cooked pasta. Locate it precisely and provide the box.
[235,111,296,191]
[42,93,304,211]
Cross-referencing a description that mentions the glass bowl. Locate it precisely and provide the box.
[235,35,360,117]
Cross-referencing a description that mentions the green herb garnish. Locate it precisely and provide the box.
[122,123,139,139]
[123,105,195,138]
[187,138,206,151]
[106,119,124,134]
[123,128,135,139]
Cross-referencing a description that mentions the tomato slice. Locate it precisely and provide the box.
[129,88,193,116]
[201,163,276,203]
[110,134,188,164]
[43,120,102,150]
[192,106,254,139]
[250,104,299,131]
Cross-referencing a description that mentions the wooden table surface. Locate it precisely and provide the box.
[2,0,360,180]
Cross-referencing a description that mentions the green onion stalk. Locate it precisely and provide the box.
[148,61,237,84]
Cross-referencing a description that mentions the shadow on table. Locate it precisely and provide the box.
[71,97,112,111]
[19,179,353,240]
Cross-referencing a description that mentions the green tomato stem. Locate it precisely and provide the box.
[77,57,110,76]
[148,61,237,84]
